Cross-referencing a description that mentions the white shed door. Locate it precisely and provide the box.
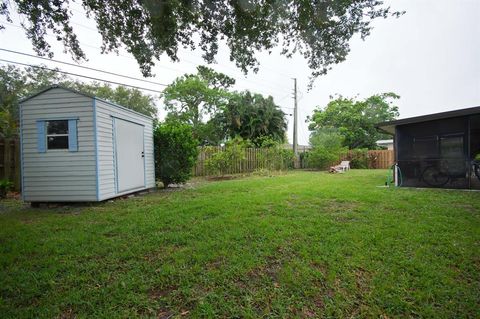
[114,118,145,193]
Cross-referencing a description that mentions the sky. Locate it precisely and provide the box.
[0,0,479,145]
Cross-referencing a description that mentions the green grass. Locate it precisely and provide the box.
[0,170,479,318]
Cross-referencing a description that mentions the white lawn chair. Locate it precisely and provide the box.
[331,161,350,173]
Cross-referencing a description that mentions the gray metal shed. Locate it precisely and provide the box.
[19,85,155,202]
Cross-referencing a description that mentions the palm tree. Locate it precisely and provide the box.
[222,91,287,145]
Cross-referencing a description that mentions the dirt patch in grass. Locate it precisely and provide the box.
[354,267,371,293]
[453,203,479,213]
[143,246,182,263]
[286,197,360,215]
[206,175,239,181]
[322,199,359,213]
[148,285,178,300]
[205,256,227,270]
[57,307,76,319]
[245,257,282,284]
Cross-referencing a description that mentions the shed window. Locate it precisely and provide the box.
[46,120,69,149]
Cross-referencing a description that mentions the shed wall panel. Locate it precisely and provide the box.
[20,87,97,201]
[95,99,155,201]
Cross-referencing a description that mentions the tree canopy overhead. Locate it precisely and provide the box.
[0,1,403,81]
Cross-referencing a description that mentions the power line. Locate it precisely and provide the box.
[0,48,168,87]
[1,21,187,74]
[3,21,291,95]
[0,58,164,93]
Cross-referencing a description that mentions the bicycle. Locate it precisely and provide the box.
[420,159,470,188]
[420,161,450,187]
[473,160,480,182]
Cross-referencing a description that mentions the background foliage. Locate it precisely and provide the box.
[217,91,287,146]
[0,65,158,137]
[305,128,347,170]
[308,93,400,149]
[163,67,287,146]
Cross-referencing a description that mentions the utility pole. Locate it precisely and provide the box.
[292,78,298,155]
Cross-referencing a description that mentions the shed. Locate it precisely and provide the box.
[19,85,155,202]
[377,106,480,190]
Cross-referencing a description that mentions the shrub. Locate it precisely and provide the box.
[205,137,246,176]
[347,148,369,169]
[306,128,346,170]
[154,123,198,188]
[258,142,295,170]
[0,179,13,198]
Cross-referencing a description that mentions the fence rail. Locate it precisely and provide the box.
[366,150,395,169]
[339,149,395,169]
[193,146,292,176]
[1,139,394,190]
[194,147,394,176]
[0,138,21,191]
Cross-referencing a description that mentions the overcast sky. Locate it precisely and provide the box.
[1,0,479,145]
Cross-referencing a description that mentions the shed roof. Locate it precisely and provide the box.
[376,105,480,135]
[19,85,154,120]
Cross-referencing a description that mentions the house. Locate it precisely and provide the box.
[377,106,480,189]
[375,139,394,150]
[283,143,312,152]
[19,85,155,203]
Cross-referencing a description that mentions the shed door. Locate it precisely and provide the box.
[114,118,145,193]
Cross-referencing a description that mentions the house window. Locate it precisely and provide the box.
[46,120,69,149]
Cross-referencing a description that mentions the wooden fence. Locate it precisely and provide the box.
[193,146,293,176]
[339,149,394,169]
[0,138,21,191]
[0,140,394,190]
[366,150,395,169]
[194,147,394,176]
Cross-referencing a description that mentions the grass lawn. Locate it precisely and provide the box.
[0,170,479,318]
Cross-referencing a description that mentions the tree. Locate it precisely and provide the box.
[153,122,198,188]
[0,65,158,136]
[0,65,65,137]
[308,93,400,149]
[67,82,158,118]
[306,128,347,170]
[218,91,287,146]
[162,66,234,142]
[0,1,403,81]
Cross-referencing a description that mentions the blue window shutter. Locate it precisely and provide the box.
[68,119,78,152]
[36,121,46,153]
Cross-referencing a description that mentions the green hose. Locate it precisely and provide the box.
[385,164,403,187]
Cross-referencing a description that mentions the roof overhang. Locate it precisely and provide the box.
[376,105,480,136]
[19,84,153,120]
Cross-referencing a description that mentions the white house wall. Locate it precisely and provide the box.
[20,88,97,201]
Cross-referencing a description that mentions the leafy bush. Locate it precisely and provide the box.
[154,122,198,188]
[0,179,13,198]
[205,137,247,176]
[346,148,369,169]
[204,137,294,176]
[305,128,346,170]
[257,139,295,170]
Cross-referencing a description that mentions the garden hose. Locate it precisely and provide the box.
[385,164,402,187]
